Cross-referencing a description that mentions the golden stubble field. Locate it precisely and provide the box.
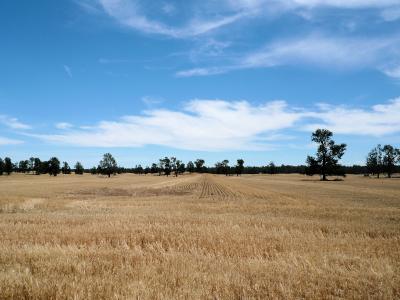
[0,173,399,299]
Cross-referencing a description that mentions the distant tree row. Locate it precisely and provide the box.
[304,129,400,180]
[366,144,400,178]
[1,129,399,179]
[0,157,84,176]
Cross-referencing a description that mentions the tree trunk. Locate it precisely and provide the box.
[322,173,327,181]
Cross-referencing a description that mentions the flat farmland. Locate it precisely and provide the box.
[0,173,399,299]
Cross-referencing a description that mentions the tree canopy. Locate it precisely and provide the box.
[49,157,61,176]
[235,159,244,176]
[98,153,117,177]
[306,129,346,181]
[382,145,400,178]
[75,162,84,175]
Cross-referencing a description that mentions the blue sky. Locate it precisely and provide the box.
[1,0,400,168]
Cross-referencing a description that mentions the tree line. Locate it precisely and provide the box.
[0,156,85,176]
[1,129,399,180]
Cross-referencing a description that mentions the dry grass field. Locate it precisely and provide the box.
[0,173,399,299]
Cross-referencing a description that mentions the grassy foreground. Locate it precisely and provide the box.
[0,173,399,299]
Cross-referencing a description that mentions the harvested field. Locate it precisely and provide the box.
[0,173,399,299]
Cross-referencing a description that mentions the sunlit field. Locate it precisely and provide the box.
[0,173,399,299]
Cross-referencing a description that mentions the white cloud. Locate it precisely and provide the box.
[55,122,73,129]
[288,0,399,9]
[177,35,400,77]
[303,98,400,136]
[32,99,303,151]
[0,136,24,146]
[96,0,246,38]
[0,115,31,130]
[242,35,396,68]
[31,98,400,151]
[176,67,230,77]
[382,65,400,79]
[228,0,399,10]
[79,0,400,41]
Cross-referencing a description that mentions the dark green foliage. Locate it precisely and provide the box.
[40,160,50,174]
[0,158,4,175]
[34,158,42,175]
[235,159,244,176]
[28,157,35,173]
[135,165,144,175]
[178,162,185,174]
[366,145,383,178]
[195,159,205,173]
[186,161,195,173]
[215,160,229,175]
[90,166,97,175]
[4,157,12,175]
[267,162,277,175]
[61,162,71,174]
[306,129,347,181]
[150,163,158,174]
[171,157,183,177]
[75,162,84,175]
[382,145,400,178]
[159,157,171,176]
[48,157,61,176]
[19,160,29,173]
[98,153,118,177]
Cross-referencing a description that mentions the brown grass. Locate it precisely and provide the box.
[0,173,399,299]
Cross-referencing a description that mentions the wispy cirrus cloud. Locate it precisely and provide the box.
[91,0,247,38]
[0,136,24,146]
[78,0,400,79]
[80,0,400,39]
[227,0,400,10]
[29,97,400,151]
[0,115,31,130]
[177,35,400,78]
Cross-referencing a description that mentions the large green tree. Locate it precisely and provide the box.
[48,157,61,176]
[267,162,277,175]
[170,157,183,177]
[366,145,383,178]
[33,158,42,175]
[222,160,229,176]
[4,157,13,175]
[159,157,171,176]
[61,162,71,174]
[306,129,346,181]
[195,159,205,173]
[19,160,29,173]
[150,163,158,174]
[382,145,400,178]
[186,161,195,173]
[235,159,244,176]
[98,153,117,177]
[75,162,84,175]
[0,158,4,175]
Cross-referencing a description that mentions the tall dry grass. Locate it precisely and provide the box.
[0,173,399,299]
